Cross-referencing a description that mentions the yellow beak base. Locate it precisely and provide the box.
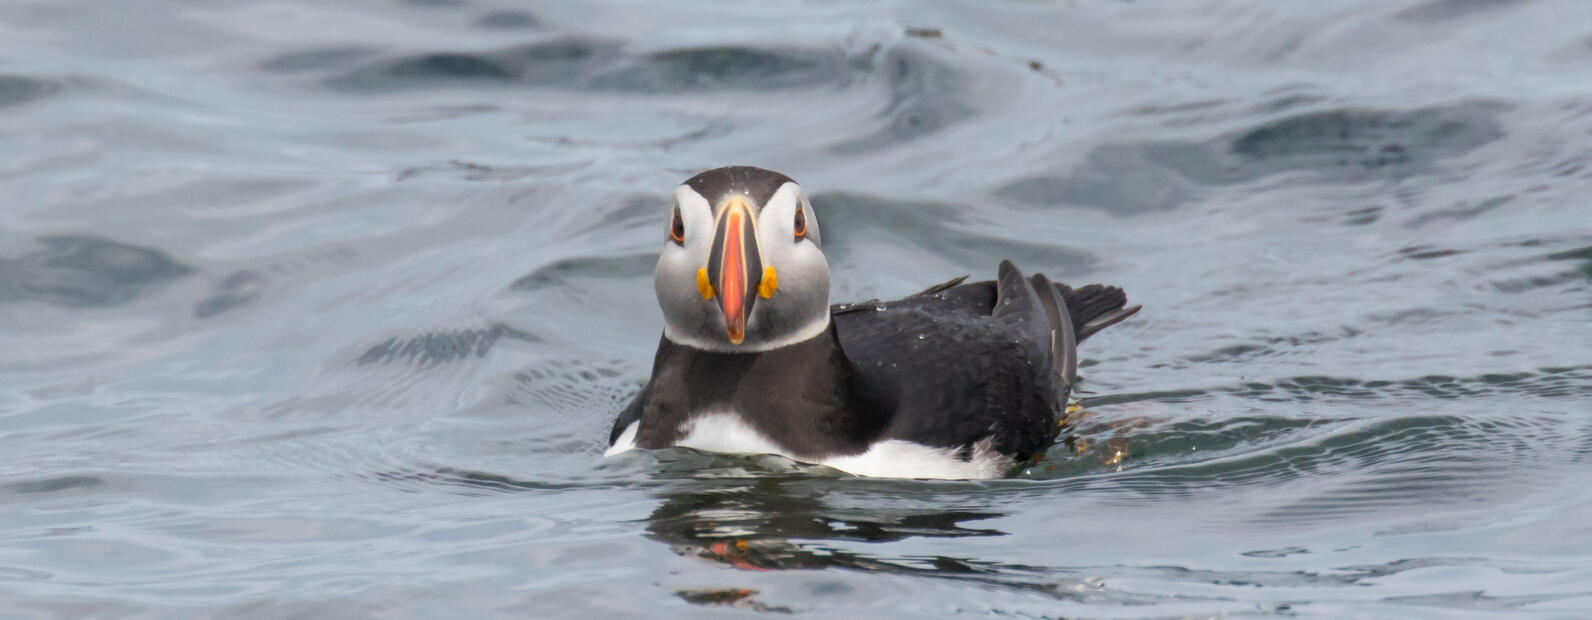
[697,267,715,299]
[758,266,778,299]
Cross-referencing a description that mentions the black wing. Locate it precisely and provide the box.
[836,273,1140,344]
[834,261,1123,459]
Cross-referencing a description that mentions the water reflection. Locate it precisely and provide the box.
[643,477,1005,574]
[421,460,1027,579]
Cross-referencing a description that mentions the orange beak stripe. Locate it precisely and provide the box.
[719,206,748,344]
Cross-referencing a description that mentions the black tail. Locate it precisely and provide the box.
[1053,283,1140,342]
[1028,273,1078,392]
[902,269,1141,342]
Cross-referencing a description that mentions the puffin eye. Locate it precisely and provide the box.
[793,206,807,240]
[669,207,685,244]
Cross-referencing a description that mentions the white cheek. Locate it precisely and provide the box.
[754,211,830,330]
[656,231,715,314]
[654,245,690,289]
[755,207,800,265]
[656,188,718,324]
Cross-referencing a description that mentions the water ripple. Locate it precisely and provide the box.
[997,101,1506,214]
[0,75,60,108]
[0,236,192,308]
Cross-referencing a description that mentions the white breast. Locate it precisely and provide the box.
[606,412,1012,480]
[674,412,788,456]
[819,437,1011,480]
[603,421,639,457]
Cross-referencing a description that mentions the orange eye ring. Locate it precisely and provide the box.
[793,207,807,240]
[669,208,685,244]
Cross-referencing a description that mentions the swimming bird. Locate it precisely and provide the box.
[605,166,1140,479]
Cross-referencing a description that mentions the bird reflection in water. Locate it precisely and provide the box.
[653,483,1001,612]
[643,475,1008,574]
[403,420,1144,613]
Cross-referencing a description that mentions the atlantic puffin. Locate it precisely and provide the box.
[605,166,1139,479]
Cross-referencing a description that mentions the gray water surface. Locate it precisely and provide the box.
[3,0,1591,617]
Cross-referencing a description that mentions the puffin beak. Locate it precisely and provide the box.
[706,195,762,345]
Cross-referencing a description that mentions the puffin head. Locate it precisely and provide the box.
[654,166,831,352]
